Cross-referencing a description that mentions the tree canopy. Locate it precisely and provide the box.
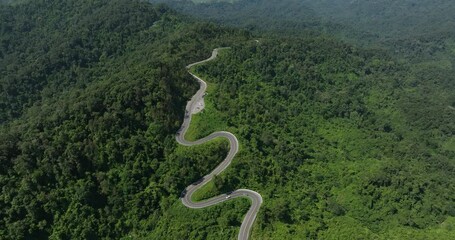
[1,0,454,239]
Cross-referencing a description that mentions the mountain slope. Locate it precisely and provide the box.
[184,37,455,239]
[150,0,455,49]
[0,0,251,238]
[2,0,454,239]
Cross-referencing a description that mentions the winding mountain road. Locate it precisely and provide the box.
[176,48,263,240]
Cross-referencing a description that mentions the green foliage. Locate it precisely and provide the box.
[2,0,454,239]
[151,0,455,57]
[190,37,455,238]
[0,0,251,238]
[147,199,250,240]
[184,78,229,141]
[150,0,320,36]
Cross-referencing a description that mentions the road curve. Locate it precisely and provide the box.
[176,48,263,240]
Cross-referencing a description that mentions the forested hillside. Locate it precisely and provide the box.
[184,37,455,239]
[1,0,454,239]
[305,0,455,39]
[0,0,251,238]
[150,0,455,51]
[149,0,323,35]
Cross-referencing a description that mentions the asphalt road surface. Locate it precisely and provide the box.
[176,48,263,240]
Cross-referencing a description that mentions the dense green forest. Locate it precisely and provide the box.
[0,0,251,238]
[153,0,455,36]
[1,0,454,239]
[150,0,455,52]
[149,0,323,36]
[185,37,455,238]
[149,2,455,238]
